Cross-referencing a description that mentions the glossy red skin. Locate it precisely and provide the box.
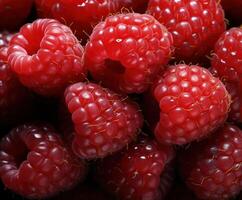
[0,123,87,199]
[147,0,226,63]
[0,32,13,49]
[96,137,174,200]
[7,19,86,96]
[221,0,242,24]
[179,124,242,199]
[85,13,173,94]
[153,64,230,145]
[211,28,242,83]
[65,82,143,159]
[0,0,33,30]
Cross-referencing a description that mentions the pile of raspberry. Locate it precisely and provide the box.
[0,0,241,200]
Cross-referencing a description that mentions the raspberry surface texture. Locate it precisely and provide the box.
[96,136,174,200]
[0,123,87,199]
[0,32,13,49]
[179,124,242,199]
[65,82,143,159]
[211,27,242,83]
[84,13,173,94]
[153,64,230,145]
[147,0,226,63]
[7,18,86,96]
[0,0,33,30]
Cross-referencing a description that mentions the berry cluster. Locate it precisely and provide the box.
[0,0,241,200]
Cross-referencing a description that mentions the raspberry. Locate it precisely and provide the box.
[153,64,230,145]
[0,32,13,49]
[147,0,226,63]
[35,0,120,42]
[85,13,173,94]
[221,0,242,25]
[64,82,143,159]
[7,18,86,96]
[0,123,87,199]
[211,27,242,83]
[95,136,174,200]
[0,35,33,127]
[179,124,242,199]
[0,0,33,30]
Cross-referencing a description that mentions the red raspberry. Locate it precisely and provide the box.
[95,136,174,200]
[0,32,13,49]
[211,27,242,83]
[35,0,121,42]
[0,0,33,30]
[153,64,230,145]
[85,13,173,94]
[64,82,143,159]
[179,124,242,199]
[147,0,226,63]
[224,82,241,123]
[0,35,33,127]
[0,123,87,199]
[221,0,242,25]
[7,18,86,96]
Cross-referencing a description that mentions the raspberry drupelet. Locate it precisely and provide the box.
[0,123,87,199]
[147,0,226,63]
[153,64,230,145]
[211,27,242,83]
[64,82,143,159]
[84,13,173,94]
[95,136,174,200]
[7,18,86,96]
[179,124,242,199]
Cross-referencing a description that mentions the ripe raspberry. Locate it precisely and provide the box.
[153,64,230,145]
[35,0,121,42]
[221,0,242,25]
[224,82,241,123]
[0,123,87,199]
[95,136,174,200]
[179,124,242,199]
[211,27,242,83]
[0,0,33,30]
[0,32,13,49]
[64,82,143,159]
[85,13,173,94]
[7,18,86,96]
[147,0,226,63]
[0,36,33,127]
